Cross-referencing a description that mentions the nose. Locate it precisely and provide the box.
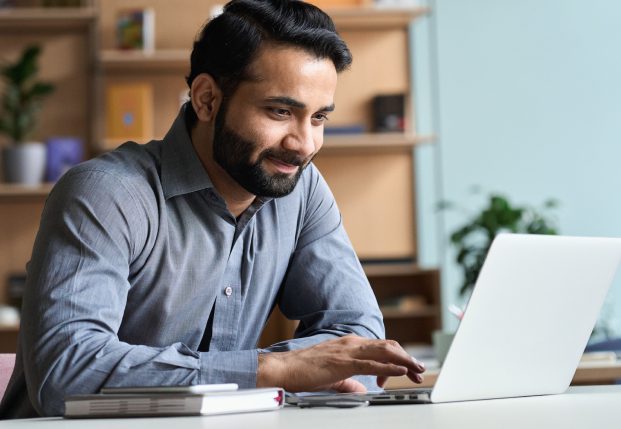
[283,120,317,160]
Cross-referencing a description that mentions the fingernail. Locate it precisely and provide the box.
[412,357,425,370]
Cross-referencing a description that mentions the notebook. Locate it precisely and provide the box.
[289,234,621,406]
[64,387,284,418]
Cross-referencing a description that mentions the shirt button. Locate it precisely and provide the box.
[224,286,233,297]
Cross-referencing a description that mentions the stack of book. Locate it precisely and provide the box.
[64,384,284,418]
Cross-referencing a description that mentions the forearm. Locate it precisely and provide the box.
[27,329,260,416]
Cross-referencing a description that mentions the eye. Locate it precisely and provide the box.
[268,107,291,118]
[312,113,329,125]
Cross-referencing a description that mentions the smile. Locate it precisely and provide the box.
[266,156,299,174]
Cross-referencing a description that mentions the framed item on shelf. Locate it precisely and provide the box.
[116,8,155,52]
[105,83,154,145]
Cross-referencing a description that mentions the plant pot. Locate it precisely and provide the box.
[2,142,47,185]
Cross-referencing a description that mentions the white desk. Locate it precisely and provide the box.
[4,386,621,429]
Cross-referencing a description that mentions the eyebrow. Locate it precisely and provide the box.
[265,96,335,113]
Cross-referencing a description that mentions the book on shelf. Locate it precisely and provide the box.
[116,8,155,52]
[105,82,154,146]
[64,386,285,418]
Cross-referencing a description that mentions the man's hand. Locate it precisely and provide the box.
[257,336,425,393]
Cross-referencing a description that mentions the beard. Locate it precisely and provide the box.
[212,105,315,198]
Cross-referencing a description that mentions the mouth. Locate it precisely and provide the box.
[266,156,300,175]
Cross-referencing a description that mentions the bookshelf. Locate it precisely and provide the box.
[0,6,97,29]
[0,3,98,351]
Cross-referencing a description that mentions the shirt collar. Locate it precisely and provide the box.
[161,104,215,200]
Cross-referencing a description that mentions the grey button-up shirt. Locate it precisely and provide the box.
[0,108,384,418]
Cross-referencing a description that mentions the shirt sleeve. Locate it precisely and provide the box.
[264,165,386,363]
[21,168,257,417]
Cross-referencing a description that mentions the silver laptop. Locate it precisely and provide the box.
[289,234,621,406]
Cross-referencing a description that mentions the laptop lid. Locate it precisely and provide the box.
[431,234,621,403]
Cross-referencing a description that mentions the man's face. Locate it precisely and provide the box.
[212,45,338,198]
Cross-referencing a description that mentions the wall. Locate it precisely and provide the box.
[413,0,621,335]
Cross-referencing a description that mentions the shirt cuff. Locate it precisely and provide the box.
[199,349,259,388]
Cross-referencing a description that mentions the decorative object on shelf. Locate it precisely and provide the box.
[324,124,365,135]
[105,82,154,146]
[0,305,19,327]
[45,136,84,182]
[380,294,427,313]
[6,273,25,311]
[439,189,559,298]
[116,8,155,52]
[0,45,55,185]
[42,0,86,6]
[372,94,405,132]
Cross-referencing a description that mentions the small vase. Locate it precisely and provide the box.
[2,142,47,185]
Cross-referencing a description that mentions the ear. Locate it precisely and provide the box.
[190,73,222,123]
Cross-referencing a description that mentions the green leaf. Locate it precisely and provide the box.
[446,190,560,297]
[0,45,54,142]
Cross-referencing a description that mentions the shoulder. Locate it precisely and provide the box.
[58,141,162,201]
[48,141,164,225]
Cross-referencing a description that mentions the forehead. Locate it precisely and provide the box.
[234,44,338,107]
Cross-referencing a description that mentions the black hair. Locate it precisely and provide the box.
[185,0,352,127]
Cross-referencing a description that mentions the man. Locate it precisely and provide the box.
[0,0,424,418]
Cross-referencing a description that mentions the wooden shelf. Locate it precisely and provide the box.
[98,133,435,154]
[363,262,435,277]
[322,133,435,153]
[100,49,191,71]
[0,183,54,199]
[380,306,439,319]
[0,325,19,332]
[0,7,97,30]
[329,6,429,30]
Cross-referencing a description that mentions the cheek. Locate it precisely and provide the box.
[243,115,287,149]
[312,127,324,151]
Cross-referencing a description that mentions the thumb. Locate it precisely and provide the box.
[330,378,368,393]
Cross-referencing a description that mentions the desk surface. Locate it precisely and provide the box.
[4,386,621,429]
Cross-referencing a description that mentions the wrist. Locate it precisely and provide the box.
[257,351,287,388]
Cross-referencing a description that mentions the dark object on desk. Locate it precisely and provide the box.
[286,392,370,408]
[288,390,430,406]
[372,94,405,132]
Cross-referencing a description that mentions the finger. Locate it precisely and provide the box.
[406,371,424,384]
[331,378,368,393]
[376,375,387,388]
[355,340,425,373]
[411,357,426,373]
[352,360,409,378]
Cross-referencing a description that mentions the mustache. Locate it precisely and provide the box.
[260,149,314,167]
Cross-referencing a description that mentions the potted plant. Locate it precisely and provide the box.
[430,191,560,362]
[0,45,55,185]
[440,190,560,299]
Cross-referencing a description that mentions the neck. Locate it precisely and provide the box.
[190,123,255,218]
